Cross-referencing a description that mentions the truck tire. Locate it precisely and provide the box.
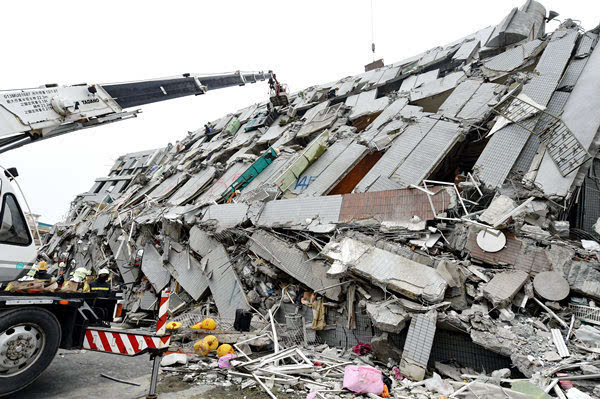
[0,307,61,397]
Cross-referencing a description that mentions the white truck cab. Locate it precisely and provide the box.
[0,168,37,283]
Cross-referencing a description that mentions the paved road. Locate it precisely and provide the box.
[12,350,153,399]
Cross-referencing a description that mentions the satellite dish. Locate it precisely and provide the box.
[476,229,506,253]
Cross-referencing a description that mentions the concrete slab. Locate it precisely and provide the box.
[564,261,600,301]
[483,270,529,307]
[533,271,570,301]
[248,230,341,300]
[141,243,171,292]
[322,237,447,303]
[479,195,516,225]
[366,301,410,333]
[399,312,437,381]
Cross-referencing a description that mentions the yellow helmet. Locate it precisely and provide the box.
[38,261,48,271]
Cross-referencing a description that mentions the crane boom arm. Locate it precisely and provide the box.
[0,70,271,154]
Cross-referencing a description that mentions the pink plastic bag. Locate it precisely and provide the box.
[218,354,236,369]
[343,365,384,395]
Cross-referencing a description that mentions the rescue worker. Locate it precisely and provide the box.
[327,86,338,99]
[268,74,281,95]
[204,122,214,135]
[268,75,276,93]
[56,261,67,286]
[33,261,53,282]
[19,261,52,282]
[60,267,90,293]
[89,268,111,297]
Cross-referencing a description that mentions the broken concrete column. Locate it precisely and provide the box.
[483,270,529,307]
[436,260,468,310]
[564,261,600,300]
[545,244,574,275]
[322,237,370,278]
[399,311,437,381]
[551,221,570,238]
[486,1,546,48]
[479,195,516,225]
[366,301,409,333]
[322,237,447,303]
[470,326,518,358]
[371,333,403,363]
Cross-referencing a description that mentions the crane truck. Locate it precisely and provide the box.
[0,70,273,397]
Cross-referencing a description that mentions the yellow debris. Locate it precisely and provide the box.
[203,335,219,351]
[217,344,234,358]
[200,318,217,330]
[166,321,182,330]
[193,340,210,356]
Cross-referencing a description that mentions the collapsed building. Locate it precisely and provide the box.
[41,1,600,397]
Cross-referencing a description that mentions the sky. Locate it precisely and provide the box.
[0,0,598,223]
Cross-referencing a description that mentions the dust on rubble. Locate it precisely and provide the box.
[157,375,306,399]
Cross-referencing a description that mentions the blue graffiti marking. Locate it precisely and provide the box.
[294,176,316,190]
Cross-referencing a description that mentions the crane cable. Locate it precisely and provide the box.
[370,0,376,61]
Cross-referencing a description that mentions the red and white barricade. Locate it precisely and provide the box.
[83,289,171,357]
[155,289,170,336]
[83,328,171,355]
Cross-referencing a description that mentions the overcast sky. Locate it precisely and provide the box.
[0,0,598,223]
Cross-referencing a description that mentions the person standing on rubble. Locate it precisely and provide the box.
[89,268,111,297]
[326,86,338,99]
[268,75,279,94]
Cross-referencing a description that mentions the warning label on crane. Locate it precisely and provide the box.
[0,86,115,129]
[0,88,60,124]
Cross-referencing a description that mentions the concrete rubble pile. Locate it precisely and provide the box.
[39,1,600,397]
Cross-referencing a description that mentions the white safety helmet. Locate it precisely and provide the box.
[98,268,110,276]
[71,267,90,283]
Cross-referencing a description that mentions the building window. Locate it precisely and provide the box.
[106,181,118,193]
[93,181,106,194]
[119,179,132,193]
[0,193,32,246]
